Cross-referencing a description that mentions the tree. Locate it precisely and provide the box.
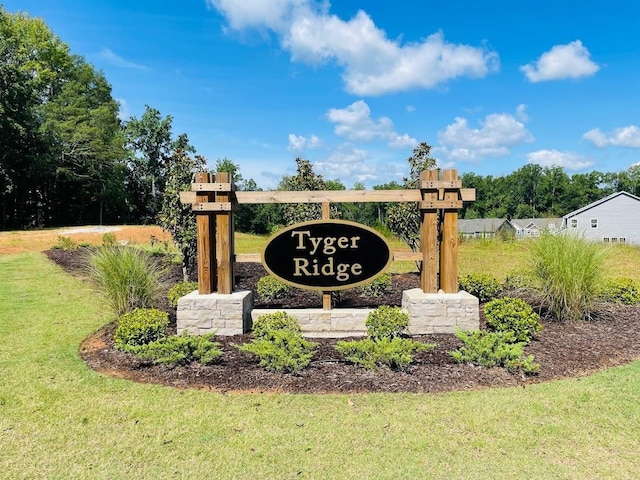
[386,142,437,252]
[158,150,206,281]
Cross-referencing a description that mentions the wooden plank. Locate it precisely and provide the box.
[323,293,331,310]
[420,170,439,293]
[192,202,232,212]
[461,188,476,202]
[439,169,459,293]
[419,199,463,209]
[419,179,463,189]
[235,253,261,263]
[195,172,216,294]
[215,172,234,294]
[234,189,422,204]
[322,201,330,220]
[392,251,423,262]
[191,182,233,192]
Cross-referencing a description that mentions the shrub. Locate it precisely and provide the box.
[458,273,502,303]
[239,328,317,373]
[87,246,165,315]
[168,281,198,307]
[450,330,539,375]
[256,275,290,302]
[484,297,542,344]
[530,233,607,321]
[336,337,434,371]
[133,332,222,366]
[599,278,640,305]
[365,305,409,340]
[53,236,78,251]
[114,308,169,351]
[251,311,301,338]
[359,273,392,297]
[102,232,118,247]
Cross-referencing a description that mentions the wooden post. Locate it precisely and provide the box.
[420,170,439,293]
[195,172,216,294]
[439,169,459,293]
[321,201,332,310]
[215,172,234,294]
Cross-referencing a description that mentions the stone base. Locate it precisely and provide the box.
[402,288,479,334]
[251,308,372,338]
[176,290,253,336]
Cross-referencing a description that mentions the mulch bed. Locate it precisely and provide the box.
[46,248,640,394]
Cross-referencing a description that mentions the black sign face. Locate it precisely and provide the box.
[262,220,392,291]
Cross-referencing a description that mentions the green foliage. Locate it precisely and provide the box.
[359,273,392,297]
[132,332,222,366]
[256,275,290,302]
[251,311,302,338]
[365,305,409,340]
[450,330,540,375]
[599,278,640,305]
[458,273,502,303]
[530,233,607,321]
[87,246,165,315]
[167,281,198,307]
[114,308,169,351]
[484,297,542,344]
[503,270,536,291]
[386,142,437,252]
[52,236,78,251]
[102,232,117,247]
[239,328,317,373]
[336,337,433,371]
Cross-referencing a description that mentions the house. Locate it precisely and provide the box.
[561,191,640,245]
[458,218,515,239]
[511,218,562,239]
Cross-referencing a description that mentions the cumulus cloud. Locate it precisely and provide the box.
[99,48,147,70]
[288,133,321,153]
[436,106,534,162]
[326,101,417,149]
[314,144,379,183]
[527,149,593,170]
[207,1,499,95]
[583,126,640,148]
[520,40,599,82]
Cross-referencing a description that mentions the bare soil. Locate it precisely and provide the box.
[46,248,640,394]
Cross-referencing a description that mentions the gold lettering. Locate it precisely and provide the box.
[291,230,311,250]
[293,258,311,276]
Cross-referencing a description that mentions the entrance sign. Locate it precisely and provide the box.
[263,220,392,291]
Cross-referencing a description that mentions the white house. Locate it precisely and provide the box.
[511,218,562,239]
[561,191,640,245]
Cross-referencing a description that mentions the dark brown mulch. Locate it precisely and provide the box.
[45,248,640,394]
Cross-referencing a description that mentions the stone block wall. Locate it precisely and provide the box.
[177,290,253,336]
[401,288,479,334]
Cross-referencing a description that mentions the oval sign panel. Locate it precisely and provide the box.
[262,220,392,291]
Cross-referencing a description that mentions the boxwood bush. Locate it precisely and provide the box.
[132,332,222,366]
[599,277,640,305]
[114,308,169,351]
[168,281,198,307]
[484,297,542,344]
[256,275,290,302]
[458,273,502,303]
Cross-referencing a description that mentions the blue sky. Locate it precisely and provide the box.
[5,0,640,188]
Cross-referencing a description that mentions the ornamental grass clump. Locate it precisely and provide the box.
[88,246,166,316]
[336,306,434,371]
[239,311,317,373]
[530,233,607,321]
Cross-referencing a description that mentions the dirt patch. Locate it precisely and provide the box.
[46,248,640,394]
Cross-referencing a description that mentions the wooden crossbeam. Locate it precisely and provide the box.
[192,202,232,212]
[191,182,233,192]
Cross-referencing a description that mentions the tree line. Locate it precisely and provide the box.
[2,8,639,233]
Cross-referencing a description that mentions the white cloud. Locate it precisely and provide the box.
[520,40,599,82]
[527,149,594,170]
[116,98,130,121]
[583,126,640,148]
[287,133,321,152]
[207,1,499,95]
[406,105,416,113]
[436,106,533,161]
[314,144,378,183]
[99,48,147,70]
[326,100,417,148]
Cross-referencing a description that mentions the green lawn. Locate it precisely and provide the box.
[1,252,640,478]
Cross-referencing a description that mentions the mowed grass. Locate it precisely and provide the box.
[1,251,640,478]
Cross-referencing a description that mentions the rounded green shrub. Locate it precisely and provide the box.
[256,275,290,302]
[365,306,409,340]
[484,297,542,344]
[168,281,198,307]
[133,332,222,366]
[238,329,317,373]
[458,273,502,303]
[251,311,301,339]
[599,278,640,305]
[359,273,392,297]
[114,308,169,351]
